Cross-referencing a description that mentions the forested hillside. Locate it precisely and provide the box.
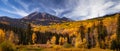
[0,13,120,51]
[33,13,120,50]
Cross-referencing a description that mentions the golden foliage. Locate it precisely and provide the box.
[0,29,5,43]
[47,40,50,45]
[52,45,62,50]
[51,36,56,44]
[75,35,81,48]
[64,37,68,43]
[32,33,37,44]
[59,37,65,45]
[32,13,119,49]
[110,33,117,40]
[8,31,14,42]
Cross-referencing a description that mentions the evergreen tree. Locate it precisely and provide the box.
[79,25,85,42]
[111,40,117,50]
[27,23,33,44]
[87,28,92,49]
[97,20,107,49]
[116,14,120,50]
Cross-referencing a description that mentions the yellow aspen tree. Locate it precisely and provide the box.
[61,37,65,45]
[8,31,14,42]
[59,37,65,45]
[32,33,37,44]
[0,29,5,43]
[59,37,62,45]
[64,37,68,43]
[51,36,56,44]
[82,38,87,48]
[75,35,82,48]
[47,40,50,45]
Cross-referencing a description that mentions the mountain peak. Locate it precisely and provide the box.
[0,12,73,26]
[23,12,40,19]
[20,12,73,25]
[23,12,72,20]
[23,12,54,19]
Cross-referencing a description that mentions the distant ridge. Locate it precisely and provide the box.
[0,12,73,28]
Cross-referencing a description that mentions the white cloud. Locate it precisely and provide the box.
[14,0,30,11]
[16,10,29,16]
[0,8,28,17]
[0,0,29,17]
[86,0,115,19]
[113,4,120,10]
[50,8,69,17]
[55,0,120,20]
[0,0,120,20]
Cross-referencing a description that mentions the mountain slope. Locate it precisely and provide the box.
[0,12,73,28]
[33,13,119,35]
[31,13,119,49]
[20,12,73,25]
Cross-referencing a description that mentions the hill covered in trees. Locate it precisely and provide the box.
[33,13,120,50]
[0,13,120,51]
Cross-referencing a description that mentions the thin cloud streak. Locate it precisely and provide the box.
[0,8,28,17]
[61,0,120,20]
[0,0,29,17]
[0,0,120,20]
[14,0,30,11]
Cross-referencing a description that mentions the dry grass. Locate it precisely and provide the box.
[17,45,113,51]
[42,48,112,51]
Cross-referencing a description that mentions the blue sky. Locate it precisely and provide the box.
[0,0,120,20]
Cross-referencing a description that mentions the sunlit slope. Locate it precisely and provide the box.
[33,13,118,36]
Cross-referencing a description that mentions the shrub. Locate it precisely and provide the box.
[75,42,82,48]
[0,47,2,51]
[0,41,17,51]
[53,45,62,50]
[63,43,72,48]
